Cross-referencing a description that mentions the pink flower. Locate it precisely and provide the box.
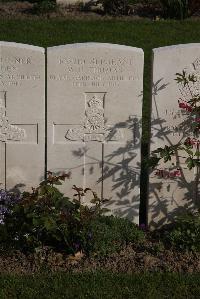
[178,102,186,109]
[173,169,181,177]
[178,99,192,112]
[186,105,192,112]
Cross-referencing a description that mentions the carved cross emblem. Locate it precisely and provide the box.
[0,98,26,142]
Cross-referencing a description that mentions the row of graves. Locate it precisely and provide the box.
[0,41,199,228]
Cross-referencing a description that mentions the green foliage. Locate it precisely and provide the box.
[1,172,144,257]
[98,0,129,15]
[163,212,200,251]
[83,215,145,257]
[160,0,189,19]
[150,241,165,254]
[152,144,180,163]
[34,0,57,13]
[1,172,109,254]
[149,70,200,172]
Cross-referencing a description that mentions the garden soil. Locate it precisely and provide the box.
[1,241,200,274]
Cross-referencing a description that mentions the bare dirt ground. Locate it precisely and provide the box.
[1,240,200,275]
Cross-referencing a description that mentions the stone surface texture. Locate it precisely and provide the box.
[0,42,45,191]
[149,44,200,228]
[47,43,143,223]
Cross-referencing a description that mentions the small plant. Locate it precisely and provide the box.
[151,241,165,254]
[149,70,200,172]
[0,172,145,257]
[97,0,129,15]
[83,215,145,257]
[160,0,189,19]
[163,211,200,251]
[1,172,109,254]
[34,0,57,13]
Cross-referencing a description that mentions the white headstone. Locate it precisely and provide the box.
[0,42,45,191]
[47,43,143,223]
[149,44,200,228]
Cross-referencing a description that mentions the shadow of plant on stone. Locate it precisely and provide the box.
[149,77,200,228]
[71,115,141,222]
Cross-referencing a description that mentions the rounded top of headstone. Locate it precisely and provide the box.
[0,41,44,53]
[47,42,144,54]
[153,43,200,54]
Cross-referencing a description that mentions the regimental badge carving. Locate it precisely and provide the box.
[65,93,123,142]
[0,99,26,142]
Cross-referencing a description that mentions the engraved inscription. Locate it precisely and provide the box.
[0,55,40,87]
[49,55,138,87]
[66,93,123,142]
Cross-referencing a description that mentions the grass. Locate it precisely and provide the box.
[0,271,200,298]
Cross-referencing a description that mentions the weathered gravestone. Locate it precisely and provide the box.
[149,44,200,228]
[0,42,45,191]
[47,43,143,223]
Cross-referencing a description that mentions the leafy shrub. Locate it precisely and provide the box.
[34,0,57,13]
[1,172,109,254]
[98,0,129,15]
[160,0,189,19]
[1,173,144,257]
[149,70,200,176]
[163,212,200,251]
[83,215,145,257]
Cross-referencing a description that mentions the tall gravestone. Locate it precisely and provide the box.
[149,44,200,228]
[0,42,45,191]
[47,43,143,223]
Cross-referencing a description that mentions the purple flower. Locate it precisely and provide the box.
[74,242,81,251]
[0,189,21,224]
[139,223,146,231]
